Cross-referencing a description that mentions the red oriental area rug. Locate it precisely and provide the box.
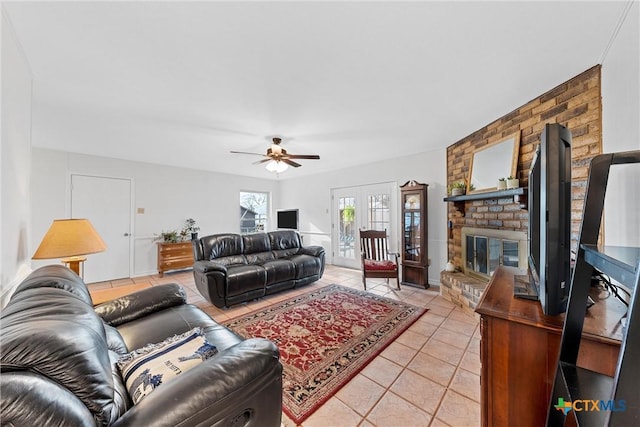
[224,284,427,425]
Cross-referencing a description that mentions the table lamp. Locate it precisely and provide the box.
[32,218,107,276]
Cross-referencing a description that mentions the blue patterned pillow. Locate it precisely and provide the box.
[117,327,218,404]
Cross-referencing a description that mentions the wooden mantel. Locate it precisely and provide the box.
[443,187,527,216]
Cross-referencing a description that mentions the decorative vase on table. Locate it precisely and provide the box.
[451,187,465,196]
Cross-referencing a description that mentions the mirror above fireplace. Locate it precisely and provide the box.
[468,132,520,193]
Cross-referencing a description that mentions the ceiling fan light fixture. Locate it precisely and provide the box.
[231,136,318,170]
[266,160,288,173]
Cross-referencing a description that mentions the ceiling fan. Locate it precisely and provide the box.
[231,137,320,171]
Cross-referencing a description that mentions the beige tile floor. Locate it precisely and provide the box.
[88,265,481,427]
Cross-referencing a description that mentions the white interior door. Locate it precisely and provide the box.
[331,182,397,269]
[71,174,131,283]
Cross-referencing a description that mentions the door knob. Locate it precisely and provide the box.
[124,233,130,237]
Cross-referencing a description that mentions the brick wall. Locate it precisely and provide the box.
[446,65,602,268]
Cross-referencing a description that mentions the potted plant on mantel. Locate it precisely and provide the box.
[506,175,520,189]
[449,180,467,196]
[497,177,507,190]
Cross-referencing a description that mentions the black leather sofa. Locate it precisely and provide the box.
[192,230,325,308]
[1,265,282,427]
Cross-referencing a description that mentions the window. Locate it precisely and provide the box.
[240,191,269,233]
[338,196,356,259]
[367,194,390,231]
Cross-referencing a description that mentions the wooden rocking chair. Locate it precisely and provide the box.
[359,229,400,290]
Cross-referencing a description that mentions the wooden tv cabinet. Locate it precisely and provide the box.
[475,266,626,427]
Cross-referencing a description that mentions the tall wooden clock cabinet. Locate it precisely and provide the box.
[400,180,429,288]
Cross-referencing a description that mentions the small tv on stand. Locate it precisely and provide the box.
[516,123,572,316]
[277,209,299,230]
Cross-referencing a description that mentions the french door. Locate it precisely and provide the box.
[331,182,397,269]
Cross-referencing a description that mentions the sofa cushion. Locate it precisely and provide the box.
[0,372,97,427]
[269,230,302,259]
[12,264,93,305]
[364,259,398,271]
[115,304,235,351]
[246,251,275,264]
[269,230,302,250]
[287,254,324,279]
[117,328,218,404]
[203,233,244,260]
[261,259,296,285]
[3,287,107,341]
[243,232,272,254]
[243,233,275,264]
[226,264,267,296]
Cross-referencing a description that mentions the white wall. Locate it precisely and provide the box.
[31,148,280,276]
[1,9,33,307]
[602,0,640,246]
[279,148,447,286]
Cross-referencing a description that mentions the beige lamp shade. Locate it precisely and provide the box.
[33,219,107,260]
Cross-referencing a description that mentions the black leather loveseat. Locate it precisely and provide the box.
[192,230,325,308]
[1,265,282,427]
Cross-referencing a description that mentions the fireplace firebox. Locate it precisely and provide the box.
[461,227,528,280]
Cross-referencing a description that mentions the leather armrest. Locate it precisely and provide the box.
[95,284,187,327]
[111,338,282,427]
[193,260,228,274]
[299,245,325,258]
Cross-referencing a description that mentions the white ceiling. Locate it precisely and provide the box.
[3,1,631,180]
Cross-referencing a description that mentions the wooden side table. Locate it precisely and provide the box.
[61,256,87,278]
[157,241,194,276]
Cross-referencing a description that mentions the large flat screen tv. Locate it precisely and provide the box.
[277,209,299,230]
[527,123,572,316]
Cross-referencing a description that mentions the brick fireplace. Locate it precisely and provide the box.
[441,65,603,315]
[440,192,530,314]
[441,224,528,315]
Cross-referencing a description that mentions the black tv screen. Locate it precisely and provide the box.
[529,123,572,316]
[277,209,299,230]
[528,145,541,286]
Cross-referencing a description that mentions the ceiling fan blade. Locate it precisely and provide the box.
[253,158,272,165]
[230,150,265,156]
[285,154,320,160]
[283,159,302,167]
